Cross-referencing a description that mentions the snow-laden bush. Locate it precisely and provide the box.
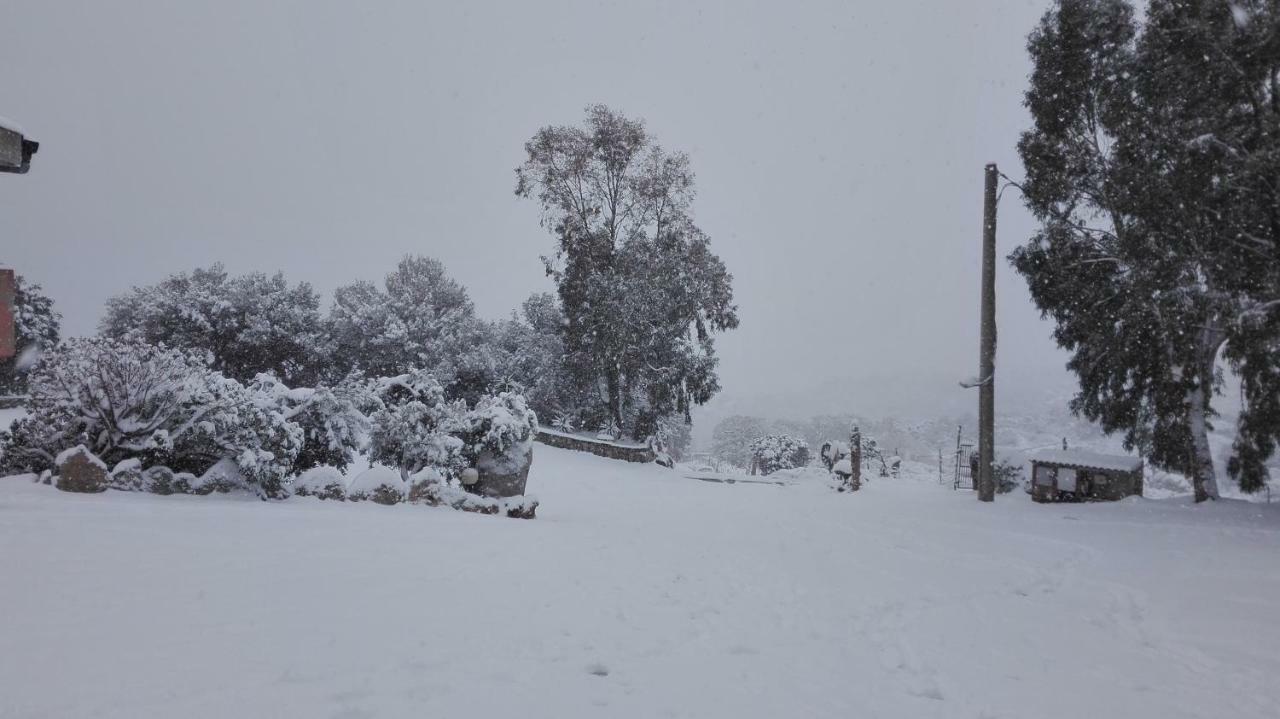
[189,457,249,495]
[460,392,537,476]
[0,338,302,497]
[292,466,347,500]
[750,435,810,475]
[109,458,145,491]
[347,466,405,505]
[992,460,1023,495]
[250,373,374,475]
[550,411,577,433]
[368,370,467,481]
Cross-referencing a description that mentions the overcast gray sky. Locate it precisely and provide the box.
[0,0,1074,427]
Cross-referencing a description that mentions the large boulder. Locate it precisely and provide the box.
[472,446,532,499]
[54,446,109,493]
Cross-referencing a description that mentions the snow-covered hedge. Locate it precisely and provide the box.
[0,338,304,497]
[750,435,811,475]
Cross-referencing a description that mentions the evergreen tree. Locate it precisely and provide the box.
[515,105,738,439]
[327,255,482,385]
[1012,0,1280,500]
[0,274,61,395]
[100,264,325,386]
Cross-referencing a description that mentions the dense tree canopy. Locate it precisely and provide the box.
[100,264,325,386]
[327,255,481,383]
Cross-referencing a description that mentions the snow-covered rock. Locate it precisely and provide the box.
[347,467,405,505]
[191,458,249,495]
[54,446,109,493]
[291,467,346,501]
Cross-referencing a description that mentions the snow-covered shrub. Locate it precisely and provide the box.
[368,370,467,481]
[0,338,303,498]
[292,466,347,500]
[596,419,621,442]
[347,467,405,505]
[750,435,811,475]
[143,466,181,495]
[250,373,374,475]
[189,457,249,495]
[820,441,851,472]
[460,392,537,477]
[550,411,577,433]
[109,458,145,491]
[993,460,1023,494]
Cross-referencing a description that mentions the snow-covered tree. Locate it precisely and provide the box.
[0,274,61,395]
[750,434,810,476]
[327,256,482,385]
[516,105,738,438]
[653,413,693,462]
[711,415,772,468]
[367,370,467,481]
[100,264,326,386]
[1012,0,1280,501]
[482,293,579,421]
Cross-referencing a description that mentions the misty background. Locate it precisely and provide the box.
[0,0,1079,447]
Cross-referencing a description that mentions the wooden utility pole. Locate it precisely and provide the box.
[849,426,862,491]
[977,163,998,502]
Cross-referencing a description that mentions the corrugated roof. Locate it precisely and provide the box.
[1030,449,1143,473]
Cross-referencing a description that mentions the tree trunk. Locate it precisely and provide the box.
[1185,382,1220,503]
[1186,326,1224,502]
[605,366,623,432]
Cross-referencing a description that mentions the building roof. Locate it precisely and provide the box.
[1030,449,1143,473]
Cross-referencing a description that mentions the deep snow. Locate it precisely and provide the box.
[2,447,1279,718]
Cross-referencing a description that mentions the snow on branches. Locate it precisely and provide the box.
[750,435,811,476]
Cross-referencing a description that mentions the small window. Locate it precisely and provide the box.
[1033,465,1055,486]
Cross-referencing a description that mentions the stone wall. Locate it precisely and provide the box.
[535,429,656,464]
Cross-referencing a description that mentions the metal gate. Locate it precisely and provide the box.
[954,442,975,490]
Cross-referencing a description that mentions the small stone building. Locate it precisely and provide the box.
[1029,450,1143,503]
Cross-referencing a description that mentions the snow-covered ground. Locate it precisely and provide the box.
[2,447,1279,718]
